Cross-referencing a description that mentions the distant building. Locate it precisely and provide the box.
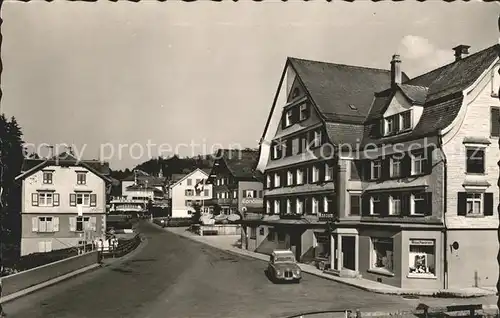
[166,168,213,218]
[205,149,264,217]
[15,152,112,255]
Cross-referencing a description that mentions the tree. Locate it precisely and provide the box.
[0,115,24,264]
[190,203,202,224]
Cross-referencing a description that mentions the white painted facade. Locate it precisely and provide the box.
[169,169,213,218]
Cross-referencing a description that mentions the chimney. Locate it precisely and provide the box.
[390,54,402,86]
[453,45,470,61]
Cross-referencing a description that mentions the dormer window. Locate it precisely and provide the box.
[401,111,412,130]
[299,104,308,121]
[285,110,293,127]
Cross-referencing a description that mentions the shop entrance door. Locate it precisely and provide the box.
[342,236,356,271]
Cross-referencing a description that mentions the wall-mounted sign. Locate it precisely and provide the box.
[410,239,434,246]
[241,198,263,205]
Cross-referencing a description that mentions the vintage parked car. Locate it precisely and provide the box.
[267,250,301,283]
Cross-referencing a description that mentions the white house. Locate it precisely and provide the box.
[168,168,213,218]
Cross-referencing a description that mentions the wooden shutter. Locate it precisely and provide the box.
[70,193,76,207]
[424,147,433,174]
[484,193,494,216]
[401,153,411,177]
[362,160,371,181]
[491,107,500,137]
[53,217,60,232]
[281,113,286,130]
[31,193,39,206]
[90,194,97,207]
[361,195,371,216]
[424,192,433,216]
[53,193,60,206]
[69,217,76,232]
[381,157,390,180]
[401,193,410,216]
[90,217,97,231]
[457,192,467,216]
[32,217,39,232]
[45,240,52,252]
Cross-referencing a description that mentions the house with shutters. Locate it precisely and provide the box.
[254,43,500,290]
[205,149,263,217]
[15,152,112,256]
[167,168,212,218]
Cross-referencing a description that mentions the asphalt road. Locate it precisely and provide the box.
[4,221,418,318]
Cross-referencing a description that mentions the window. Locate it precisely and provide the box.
[274,200,280,214]
[466,193,482,215]
[244,190,256,198]
[273,144,280,159]
[286,199,292,214]
[285,110,293,127]
[38,241,53,253]
[187,179,192,186]
[371,160,381,180]
[324,163,333,181]
[196,179,201,185]
[39,192,53,207]
[390,157,401,178]
[274,173,281,187]
[185,200,192,207]
[296,198,303,214]
[412,153,426,175]
[266,175,271,188]
[390,194,401,215]
[259,227,265,236]
[76,216,91,232]
[412,193,426,215]
[371,195,381,215]
[299,104,308,121]
[185,189,194,196]
[371,238,394,273]
[386,117,394,134]
[287,171,293,186]
[266,200,271,214]
[77,172,86,185]
[312,197,319,214]
[401,111,412,130]
[204,189,209,196]
[313,131,322,148]
[466,148,485,174]
[323,196,329,213]
[408,239,435,276]
[75,193,90,206]
[491,107,500,137]
[233,190,237,198]
[42,171,53,184]
[249,227,257,239]
[33,216,58,233]
[312,166,320,183]
[296,169,303,184]
[350,194,361,216]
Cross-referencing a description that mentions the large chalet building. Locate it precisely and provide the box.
[249,44,500,290]
[15,152,112,256]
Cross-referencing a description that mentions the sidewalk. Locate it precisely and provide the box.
[163,226,498,305]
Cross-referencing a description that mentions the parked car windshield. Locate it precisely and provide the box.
[275,256,295,263]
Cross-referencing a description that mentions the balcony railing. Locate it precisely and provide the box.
[318,213,336,221]
[217,198,238,206]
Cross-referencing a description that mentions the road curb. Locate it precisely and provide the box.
[0,263,101,305]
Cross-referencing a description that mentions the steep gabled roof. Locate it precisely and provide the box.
[288,57,409,124]
[213,149,262,181]
[15,152,112,183]
[168,168,209,188]
[361,44,499,146]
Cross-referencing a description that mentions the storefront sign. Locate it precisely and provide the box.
[410,239,434,246]
[241,198,263,206]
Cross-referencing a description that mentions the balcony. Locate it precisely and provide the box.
[318,213,336,221]
[217,198,238,206]
[280,213,303,220]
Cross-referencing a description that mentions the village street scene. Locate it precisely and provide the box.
[1,1,500,318]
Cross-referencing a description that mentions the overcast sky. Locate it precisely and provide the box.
[2,1,499,170]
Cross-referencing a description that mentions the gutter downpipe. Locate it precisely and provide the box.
[437,133,448,290]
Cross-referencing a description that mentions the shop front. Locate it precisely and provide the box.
[328,228,359,277]
[358,227,443,289]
